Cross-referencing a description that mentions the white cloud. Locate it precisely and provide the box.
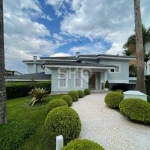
[53,33,63,41]
[41,14,53,21]
[70,42,106,54]
[3,0,60,73]
[50,52,71,57]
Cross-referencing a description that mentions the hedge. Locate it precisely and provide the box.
[6,81,51,99]
[61,139,105,150]
[119,98,150,125]
[104,91,123,108]
[45,107,81,144]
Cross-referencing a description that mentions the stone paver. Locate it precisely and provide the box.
[71,94,150,150]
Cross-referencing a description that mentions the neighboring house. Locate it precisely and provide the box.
[145,43,150,74]
[23,53,136,94]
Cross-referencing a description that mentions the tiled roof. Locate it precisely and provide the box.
[45,62,115,67]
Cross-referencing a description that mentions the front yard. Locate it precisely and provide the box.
[0,94,63,150]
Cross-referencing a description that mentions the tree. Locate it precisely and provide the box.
[123,25,150,50]
[0,0,7,124]
[123,49,134,56]
[134,0,146,93]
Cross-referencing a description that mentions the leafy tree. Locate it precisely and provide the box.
[123,49,134,56]
[0,0,7,124]
[133,0,146,93]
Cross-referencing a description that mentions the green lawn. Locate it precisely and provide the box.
[0,94,64,150]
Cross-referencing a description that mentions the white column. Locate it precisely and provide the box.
[56,135,64,150]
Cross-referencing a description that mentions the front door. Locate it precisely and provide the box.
[89,74,96,89]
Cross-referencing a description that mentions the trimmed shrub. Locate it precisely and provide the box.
[68,91,79,102]
[6,81,51,100]
[84,88,90,95]
[104,91,123,108]
[62,95,73,106]
[115,90,123,94]
[61,139,105,150]
[77,90,84,98]
[0,120,35,150]
[119,98,150,124]
[46,99,68,113]
[105,80,109,89]
[45,107,81,144]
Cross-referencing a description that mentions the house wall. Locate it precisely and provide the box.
[28,64,34,74]
[145,43,150,75]
[51,68,88,93]
[100,60,129,83]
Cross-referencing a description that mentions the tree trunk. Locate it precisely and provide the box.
[134,0,146,93]
[0,0,7,124]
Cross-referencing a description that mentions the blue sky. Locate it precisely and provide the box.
[4,0,150,73]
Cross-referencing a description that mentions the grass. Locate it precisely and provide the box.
[147,95,150,103]
[0,94,63,150]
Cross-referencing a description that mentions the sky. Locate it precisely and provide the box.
[4,0,150,73]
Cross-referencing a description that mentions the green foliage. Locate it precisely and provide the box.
[0,120,35,150]
[61,139,105,150]
[68,90,79,102]
[104,92,123,108]
[115,90,124,94]
[29,88,49,106]
[77,90,84,98]
[62,95,73,106]
[45,107,81,144]
[46,99,68,113]
[119,98,150,124]
[145,75,150,95]
[84,88,90,95]
[6,81,51,99]
[6,82,32,99]
[35,81,51,92]
[104,80,109,88]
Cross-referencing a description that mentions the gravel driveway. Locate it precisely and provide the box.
[71,94,150,150]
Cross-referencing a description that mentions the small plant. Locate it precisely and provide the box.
[61,139,105,150]
[119,98,150,124]
[0,120,35,150]
[104,91,123,108]
[62,95,73,106]
[84,88,90,95]
[45,107,81,144]
[46,99,68,113]
[104,80,109,89]
[68,91,79,102]
[29,88,48,106]
[77,90,84,98]
[30,75,35,88]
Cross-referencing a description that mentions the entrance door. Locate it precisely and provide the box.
[89,74,96,89]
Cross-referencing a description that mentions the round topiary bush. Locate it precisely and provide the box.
[61,139,105,150]
[77,90,84,98]
[68,91,79,102]
[62,95,73,106]
[104,91,123,108]
[46,99,68,113]
[119,98,150,124]
[45,107,81,144]
[84,88,90,95]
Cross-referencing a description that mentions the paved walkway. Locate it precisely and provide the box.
[71,94,150,150]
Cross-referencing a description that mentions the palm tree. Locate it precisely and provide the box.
[123,49,134,56]
[134,0,146,93]
[123,25,150,50]
[0,0,7,124]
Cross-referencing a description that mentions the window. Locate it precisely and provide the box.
[58,69,67,88]
[110,64,120,73]
[75,70,82,87]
